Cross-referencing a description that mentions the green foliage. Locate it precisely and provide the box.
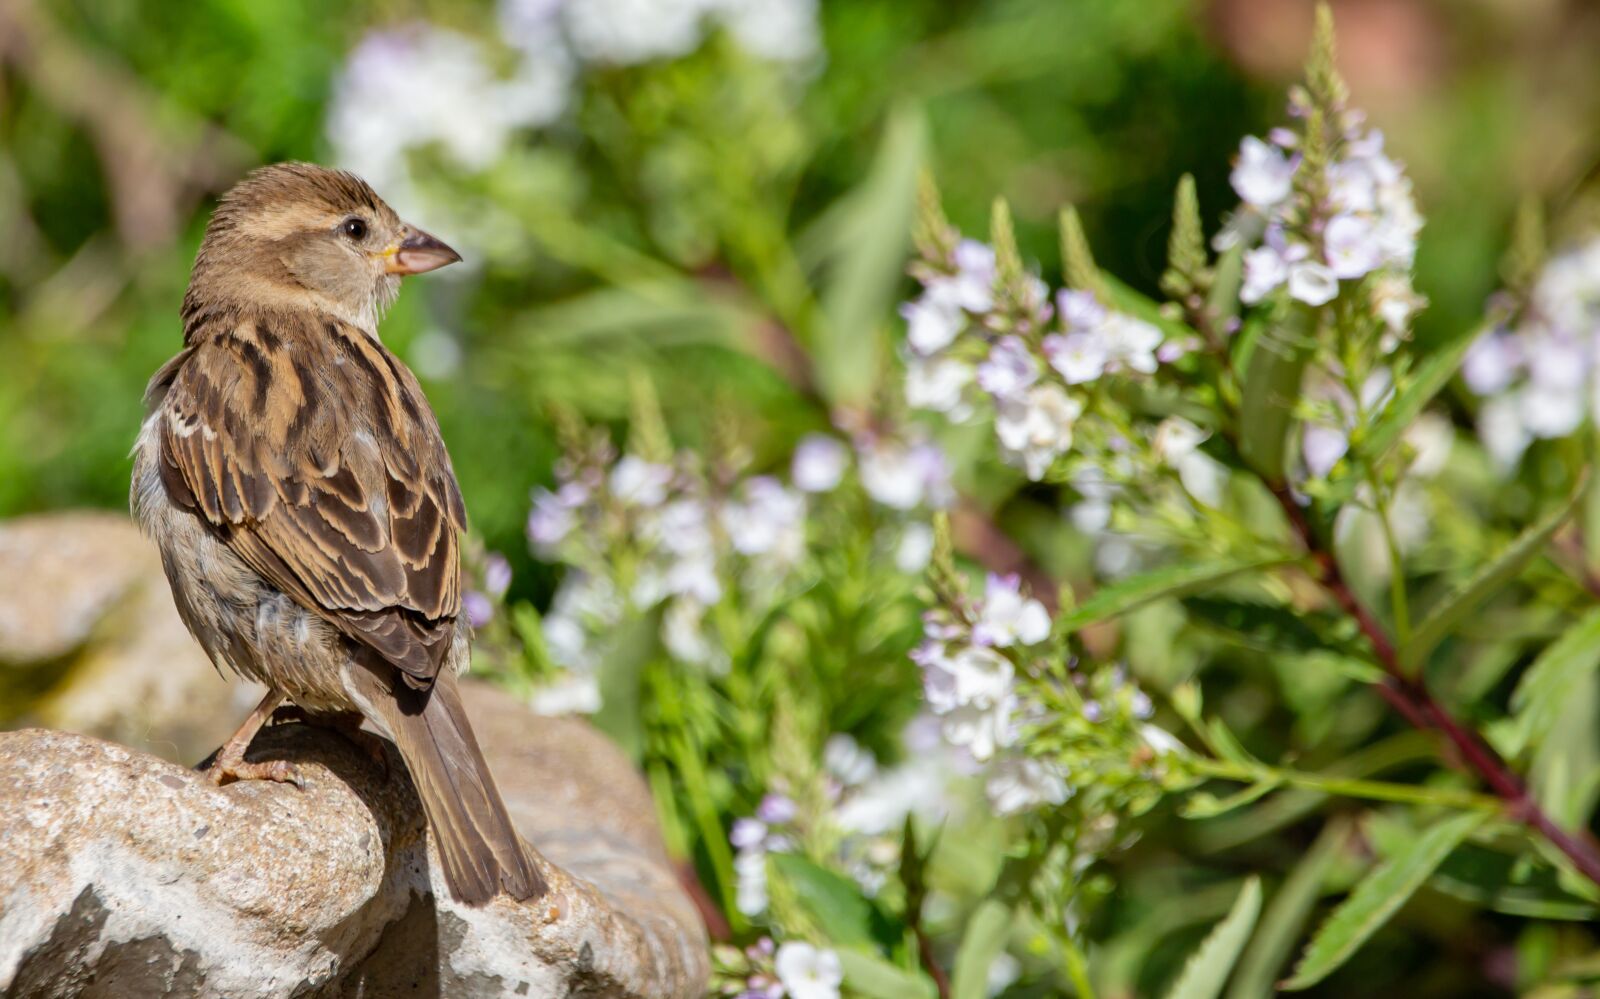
[1164,877,1261,999]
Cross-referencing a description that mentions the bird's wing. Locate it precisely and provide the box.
[154,314,466,688]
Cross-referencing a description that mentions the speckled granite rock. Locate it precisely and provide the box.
[0,510,265,762]
[0,681,709,998]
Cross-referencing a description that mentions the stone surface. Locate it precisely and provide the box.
[0,510,263,763]
[0,681,710,998]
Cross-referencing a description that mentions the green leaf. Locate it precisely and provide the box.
[1506,606,1600,756]
[1181,780,1281,819]
[771,852,897,952]
[1238,300,1316,481]
[1207,243,1245,326]
[1228,818,1353,999]
[836,950,937,999]
[816,103,926,407]
[590,609,661,760]
[1406,479,1586,671]
[1059,557,1293,633]
[1358,326,1482,464]
[1182,596,1346,656]
[1164,877,1262,999]
[1283,812,1485,990]
[1059,205,1107,299]
[951,899,1012,999]
[1429,839,1600,921]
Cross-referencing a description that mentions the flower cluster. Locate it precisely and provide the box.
[713,936,843,999]
[1463,235,1600,470]
[901,233,1183,481]
[1226,95,1424,334]
[526,425,947,712]
[329,0,819,214]
[732,727,963,916]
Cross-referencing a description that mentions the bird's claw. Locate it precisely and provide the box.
[205,755,303,789]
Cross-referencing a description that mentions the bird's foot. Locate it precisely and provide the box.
[204,750,302,788]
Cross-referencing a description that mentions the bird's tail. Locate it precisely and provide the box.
[353,667,545,906]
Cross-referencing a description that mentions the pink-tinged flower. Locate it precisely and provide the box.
[1056,289,1107,331]
[1043,331,1107,384]
[527,481,587,550]
[756,793,797,824]
[1241,245,1288,304]
[1302,423,1349,478]
[730,818,768,849]
[609,455,672,506]
[463,591,494,628]
[976,336,1040,400]
[1323,213,1381,279]
[483,553,513,596]
[1479,395,1530,471]
[790,434,849,493]
[1326,160,1377,213]
[1231,136,1296,208]
[1287,261,1339,306]
[972,573,1051,648]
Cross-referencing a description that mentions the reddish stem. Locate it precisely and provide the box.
[1267,482,1600,888]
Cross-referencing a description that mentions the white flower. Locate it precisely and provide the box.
[939,699,1015,761]
[901,282,969,355]
[905,355,975,417]
[610,455,672,506]
[1231,136,1296,208]
[824,734,877,786]
[1479,395,1530,471]
[972,574,1051,648]
[976,336,1040,400]
[995,384,1083,480]
[895,522,935,574]
[1403,412,1454,478]
[1241,245,1288,304]
[730,818,768,849]
[986,756,1070,815]
[1301,423,1349,478]
[722,477,805,558]
[834,756,951,835]
[1042,331,1108,384]
[1100,314,1163,374]
[563,0,709,64]
[1323,213,1381,279]
[1140,724,1188,756]
[950,239,998,312]
[1287,261,1339,306]
[530,672,602,715]
[662,598,724,668]
[774,942,843,999]
[1520,383,1585,438]
[1372,273,1425,334]
[527,482,586,550]
[945,645,1015,706]
[716,0,821,62]
[791,434,849,492]
[1177,452,1228,507]
[1153,417,1207,464]
[1461,332,1520,396]
[1057,289,1107,331]
[857,438,950,510]
[1326,159,1377,213]
[734,847,769,916]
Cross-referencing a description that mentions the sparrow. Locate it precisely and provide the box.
[131,162,544,906]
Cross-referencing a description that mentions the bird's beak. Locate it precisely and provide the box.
[383,227,462,275]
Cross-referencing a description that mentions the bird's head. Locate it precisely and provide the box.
[189,162,459,334]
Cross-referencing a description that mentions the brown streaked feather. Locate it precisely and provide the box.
[156,309,465,687]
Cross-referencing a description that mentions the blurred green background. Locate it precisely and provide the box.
[5,2,1600,994]
[4,0,1596,607]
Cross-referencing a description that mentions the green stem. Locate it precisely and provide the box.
[1190,756,1502,813]
[1369,473,1412,654]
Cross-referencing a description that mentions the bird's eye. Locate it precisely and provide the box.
[340,217,369,241]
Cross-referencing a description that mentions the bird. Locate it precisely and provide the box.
[131,162,545,907]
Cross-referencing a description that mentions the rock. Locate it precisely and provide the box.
[0,681,710,998]
[0,511,264,763]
